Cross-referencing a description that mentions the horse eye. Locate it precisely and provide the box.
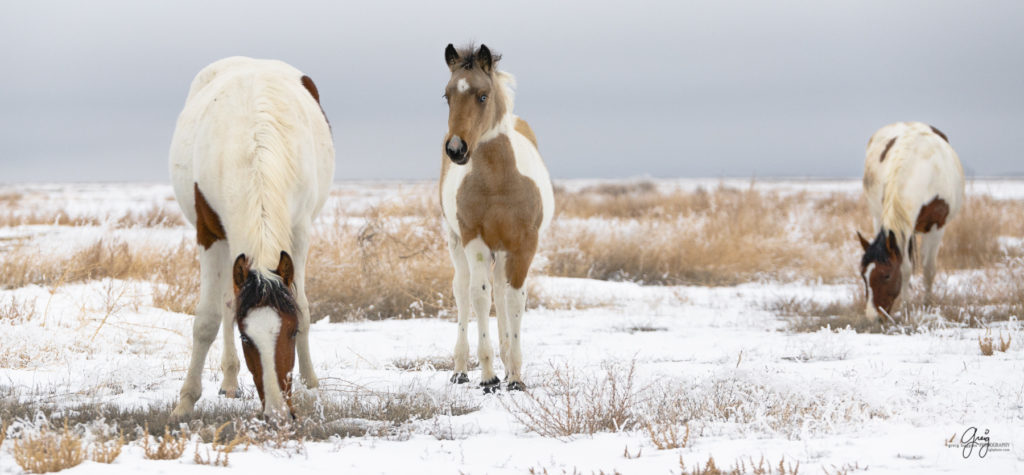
[240,335,251,345]
[479,94,487,103]
[290,330,298,339]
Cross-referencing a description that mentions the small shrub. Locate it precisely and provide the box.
[978,330,1011,356]
[0,296,37,323]
[194,422,247,467]
[142,424,190,460]
[12,422,86,474]
[646,421,689,450]
[89,432,125,464]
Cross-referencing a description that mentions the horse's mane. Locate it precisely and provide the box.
[452,45,503,71]
[879,137,917,247]
[239,76,300,271]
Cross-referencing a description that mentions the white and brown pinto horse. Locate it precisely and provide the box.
[440,44,554,392]
[169,57,333,418]
[858,122,964,322]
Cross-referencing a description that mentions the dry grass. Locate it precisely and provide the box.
[307,205,453,321]
[546,184,866,285]
[646,421,690,450]
[939,195,1024,269]
[141,423,190,460]
[677,454,801,475]
[978,330,1011,356]
[391,354,478,372]
[89,432,125,464]
[11,421,86,474]
[0,296,37,323]
[503,361,642,439]
[0,421,7,450]
[193,422,248,467]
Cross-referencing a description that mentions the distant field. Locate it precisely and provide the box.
[0,179,1022,473]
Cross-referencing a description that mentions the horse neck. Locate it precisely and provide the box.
[879,157,915,248]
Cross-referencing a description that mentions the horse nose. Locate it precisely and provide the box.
[446,136,468,164]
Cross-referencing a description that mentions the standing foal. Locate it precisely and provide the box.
[858,122,964,322]
[440,44,554,392]
[169,57,334,418]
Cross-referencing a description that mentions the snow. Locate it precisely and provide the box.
[2,181,1024,474]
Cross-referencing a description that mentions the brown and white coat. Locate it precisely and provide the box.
[439,45,554,391]
[858,122,964,321]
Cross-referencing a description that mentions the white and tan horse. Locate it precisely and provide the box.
[440,44,554,392]
[169,57,333,418]
[857,122,964,321]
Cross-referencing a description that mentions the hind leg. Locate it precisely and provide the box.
[172,240,230,419]
[919,229,945,305]
[504,241,537,391]
[446,227,472,384]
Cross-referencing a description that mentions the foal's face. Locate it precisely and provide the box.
[857,230,903,320]
[442,44,505,165]
[232,252,298,419]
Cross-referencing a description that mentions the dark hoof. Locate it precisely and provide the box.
[450,372,469,384]
[506,381,527,391]
[481,376,500,394]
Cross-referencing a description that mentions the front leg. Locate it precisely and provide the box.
[292,224,318,389]
[464,237,498,392]
[447,228,472,384]
[218,288,240,397]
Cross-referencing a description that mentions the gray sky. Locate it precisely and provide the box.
[2,0,1022,182]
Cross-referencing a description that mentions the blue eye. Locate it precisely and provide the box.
[479,95,487,103]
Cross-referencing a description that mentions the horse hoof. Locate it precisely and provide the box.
[480,376,500,394]
[506,381,527,391]
[218,389,239,398]
[450,372,469,384]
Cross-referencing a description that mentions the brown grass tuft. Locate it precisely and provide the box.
[0,296,37,323]
[646,421,690,450]
[978,330,1011,356]
[677,454,802,475]
[503,361,641,439]
[12,421,86,474]
[142,424,190,460]
[89,432,125,464]
[193,421,248,467]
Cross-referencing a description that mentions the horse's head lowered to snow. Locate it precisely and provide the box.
[442,43,509,165]
[232,252,299,418]
[857,229,904,321]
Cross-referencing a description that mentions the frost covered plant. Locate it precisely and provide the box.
[194,422,248,467]
[89,432,125,464]
[141,423,190,460]
[978,329,1011,356]
[12,421,86,474]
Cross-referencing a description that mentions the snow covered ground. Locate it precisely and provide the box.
[1,180,1023,474]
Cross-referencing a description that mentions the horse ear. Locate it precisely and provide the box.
[856,231,870,251]
[233,254,249,290]
[277,251,294,288]
[444,44,459,71]
[476,44,493,73]
[885,230,899,255]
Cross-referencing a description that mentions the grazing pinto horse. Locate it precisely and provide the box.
[440,44,554,392]
[857,122,964,321]
[169,57,333,418]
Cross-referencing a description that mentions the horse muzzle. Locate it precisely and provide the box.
[446,136,469,165]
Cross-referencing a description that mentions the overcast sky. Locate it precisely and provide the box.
[1,1,1022,182]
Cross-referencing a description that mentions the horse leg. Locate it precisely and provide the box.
[464,237,498,392]
[919,229,945,305]
[292,224,318,389]
[172,239,229,419]
[447,227,471,384]
[504,241,537,391]
[491,251,511,380]
[218,281,240,397]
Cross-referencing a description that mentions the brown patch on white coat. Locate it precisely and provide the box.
[439,43,552,393]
